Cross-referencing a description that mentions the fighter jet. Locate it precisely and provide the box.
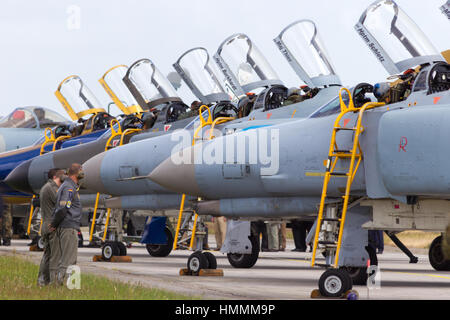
[0,106,68,152]
[77,22,353,259]
[146,0,450,296]
[4,58,206,198]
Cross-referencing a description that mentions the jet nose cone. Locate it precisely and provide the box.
[148,147,202,196]
[5,159,33,194]
[82,152,107,194]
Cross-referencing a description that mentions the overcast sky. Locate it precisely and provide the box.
[0,0,447,118]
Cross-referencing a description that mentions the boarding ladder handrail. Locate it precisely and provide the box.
[311,87,385,268]
[173,107,235,250]
[89,119,143,242]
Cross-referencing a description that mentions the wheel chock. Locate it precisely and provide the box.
[92,255,132,262]
[179,268,224,276]
[310,289,359,299]
[29,245,43,252]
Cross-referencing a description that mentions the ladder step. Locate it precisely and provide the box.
[329,172,348,176]
[318,241,337,245]
[334,127,356,131]
[321,218,341,222]
[334,150,351,153]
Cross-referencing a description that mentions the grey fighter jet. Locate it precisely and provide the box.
[78,23,353,257]
[80,21,344,207]
[147,0,450,296]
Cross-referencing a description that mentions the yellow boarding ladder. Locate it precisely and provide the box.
[88,119,142,243]
[173,106,235,250]
[311,87,385,268]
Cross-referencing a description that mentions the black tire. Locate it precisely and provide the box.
[343,267,367,286]
[116,242,127,256]
[318,269,352,297]
[227,235,259,268]
[429,236,450,271]
[187,251,208,273]
[203,252,217,269]
[145,227,174,257]
[344,246,378,285]
[102,242,120,260]
[36,236,44,250]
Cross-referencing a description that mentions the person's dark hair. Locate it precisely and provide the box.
[47,168,65,180]
[67,163,82,177]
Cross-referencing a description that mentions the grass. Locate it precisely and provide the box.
[383,230,440,249]
[0,254,199,300]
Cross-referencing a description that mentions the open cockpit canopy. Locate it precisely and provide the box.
[173,47,229,104]
[0,106,67,128]
[355,0,445,74]
[99,65,142,115]
[55,75,106,120]
[214,33,283,97]
[123,58,182,111]
[274,19,341,87]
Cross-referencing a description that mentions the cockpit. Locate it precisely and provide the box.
[356,0,449,105]
[173,47,238,120]
[275,19,341,88]
[0,106,68,129]
[99,65,142,116]
[123,58,188,125]
[214,33,290,116]
[55,75,114,136]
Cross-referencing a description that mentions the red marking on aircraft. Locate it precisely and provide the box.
[434,97,441,104]
[266,113,272,119]
[398,136,407,152]
[164,125,172,132]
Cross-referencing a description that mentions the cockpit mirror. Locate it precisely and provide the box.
[99,65,143,115]
[440,1,450,20]
[173,47,230,104]
[55,75,106,121]
[123,58,183,111]
[214,33,283,98]
[274,19,341,87]
[355,0,445,74]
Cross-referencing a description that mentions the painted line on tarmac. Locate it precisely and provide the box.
[386,270,450,280]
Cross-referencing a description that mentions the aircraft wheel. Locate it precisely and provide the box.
[429,236,450,271]
[227,235,259,268]
[116,242,127,256]
[343,246,378,285]
[203,252,217,269]
[36,236,44,250]
[102,241,120,260]
[187,251,208,273]
[145,227,174,257]
[318,269,352,297]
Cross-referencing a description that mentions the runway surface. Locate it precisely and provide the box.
[1,237,450,300]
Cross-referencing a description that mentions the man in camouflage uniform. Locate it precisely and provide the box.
[0,201,12,246]
[37,168,64,286]
[49,163,83,285]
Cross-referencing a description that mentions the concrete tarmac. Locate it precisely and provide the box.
[1,237,450,300]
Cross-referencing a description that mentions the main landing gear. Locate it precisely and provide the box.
[428,235,450,271]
